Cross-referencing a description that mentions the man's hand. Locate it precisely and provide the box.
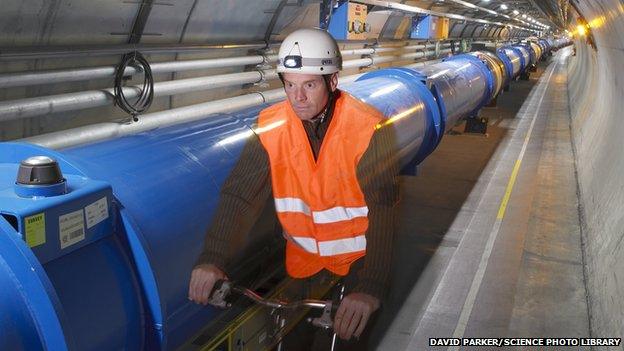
[188,263,227,306]
[333,292,380,340]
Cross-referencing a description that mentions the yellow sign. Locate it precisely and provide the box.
[435,17,450,39]
[24,213,46,247]
[347,2,368,40]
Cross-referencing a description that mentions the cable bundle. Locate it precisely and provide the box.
[113,51,154,121]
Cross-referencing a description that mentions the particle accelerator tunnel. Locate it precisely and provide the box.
[0,1,621,350]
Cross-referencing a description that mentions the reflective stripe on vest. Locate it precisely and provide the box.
[290,235,367,256]
[274,197,369,224]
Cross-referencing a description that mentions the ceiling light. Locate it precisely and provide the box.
[500,4,508,10]
[513,10,519,15]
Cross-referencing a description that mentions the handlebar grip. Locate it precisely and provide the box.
[210,279,227,299]
[208,279,232,308]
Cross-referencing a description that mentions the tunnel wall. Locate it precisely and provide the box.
[567,0,624,339]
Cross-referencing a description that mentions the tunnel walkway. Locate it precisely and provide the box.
[373,48,590,350]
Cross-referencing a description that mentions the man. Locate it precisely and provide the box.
[189,28,399,348]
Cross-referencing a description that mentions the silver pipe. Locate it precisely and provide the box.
[23,93,270,149]
[340,48,376,56]
[342,58,374,69]
[343,48,450,69]
[367,47,398,53]
[0,43,450,89]
[340,46,408,56]
[0,43,271,61]
[0,70,274,122]
[0,55,278,89]
[403,45,427,50]
[0,47,445,122]
[0,39,438,61]
[22,58,443,150]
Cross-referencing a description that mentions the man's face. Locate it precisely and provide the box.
[282,73,337,120]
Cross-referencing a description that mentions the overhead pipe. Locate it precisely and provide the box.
[22,58,445,150]
[342,49,452,69]
[0,70,278,122]
[0,49,450,122]
[0,55,278,89]
[0,43,271,61]
[404,43,452,50]
[0,37,461,61]
[0,42,452,89]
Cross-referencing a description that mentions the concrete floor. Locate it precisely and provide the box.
[372,49,590,350]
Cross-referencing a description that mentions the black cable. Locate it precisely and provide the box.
[113,51,154,121]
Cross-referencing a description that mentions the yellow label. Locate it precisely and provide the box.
[347,2,368,40]
[24,213,46,247]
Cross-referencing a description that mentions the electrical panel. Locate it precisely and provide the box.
[327,1,371,40]
[411,15,449,40]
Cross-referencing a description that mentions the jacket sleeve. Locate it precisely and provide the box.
[353,124,400,300]
[194,135,273,273]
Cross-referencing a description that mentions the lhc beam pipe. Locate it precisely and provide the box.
[516,43,539,66]
[467,51,507,99]
[0,65,452,350]
[530,42,543,61]
[498,46,527,77]
[343,69,442,166]
[496,47,520,82]
[411,55,490,132]
[538,39,551,53]
[512,45,532,69]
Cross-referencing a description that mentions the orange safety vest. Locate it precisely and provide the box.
[257,92,383,278]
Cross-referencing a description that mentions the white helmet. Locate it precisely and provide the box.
[277,28,342,75]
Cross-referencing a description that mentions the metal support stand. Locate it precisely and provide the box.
[464,116,489,135]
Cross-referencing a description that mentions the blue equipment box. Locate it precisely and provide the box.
[327,1,370,40]
[411,15,449,39]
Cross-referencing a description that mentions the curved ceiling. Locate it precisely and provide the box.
[0,0,565,49]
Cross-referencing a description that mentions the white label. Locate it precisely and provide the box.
[85,197,109,229]
[59,209,85,249]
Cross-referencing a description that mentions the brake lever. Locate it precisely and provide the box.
[208,279,233,308]
[307,301,334,330]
